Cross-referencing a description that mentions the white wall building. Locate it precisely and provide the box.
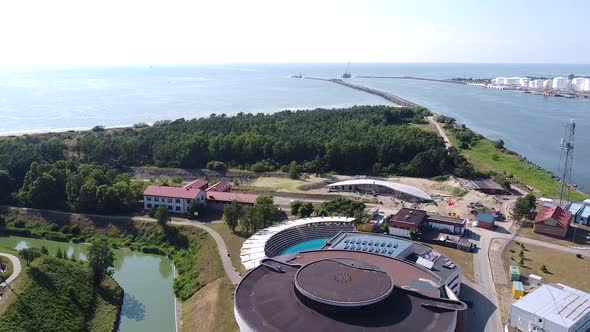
[552,77,570,90]
[509,283,590,332]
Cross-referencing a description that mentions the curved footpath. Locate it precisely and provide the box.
[0,253,21,285]
[170,220,242,285]
[427,116,452,149]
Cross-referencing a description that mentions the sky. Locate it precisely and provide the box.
[0,0,588,66]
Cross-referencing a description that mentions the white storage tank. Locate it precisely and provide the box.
[583,78,590,92]
[552,77,569,90]
[571,77,586,91]
[543,79,553,88]
[519,78,529,87]
[495,77,506,85]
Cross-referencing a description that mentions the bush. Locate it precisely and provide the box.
[45,231,70,242]
[432,175,449,182]
[141,245,167,255]
[133,122,149,129]
[171,176,182,184]
[206,161,227,173]
[5,227,32,237]
[91,125,105,132]
[576,253,583,259]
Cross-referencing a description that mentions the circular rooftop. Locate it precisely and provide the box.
[294,258,394,307]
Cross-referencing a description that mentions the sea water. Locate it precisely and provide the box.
[1,63,589,192]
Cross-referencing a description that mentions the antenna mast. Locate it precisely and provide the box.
[558,120,575,205]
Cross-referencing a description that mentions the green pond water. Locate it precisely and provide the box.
[0,236,176,332]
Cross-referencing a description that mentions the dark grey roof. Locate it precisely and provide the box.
[235,251,466,332]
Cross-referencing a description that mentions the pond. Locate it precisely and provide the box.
[0,236,176,332]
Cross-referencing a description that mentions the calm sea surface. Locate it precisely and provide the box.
[0,63,589,192]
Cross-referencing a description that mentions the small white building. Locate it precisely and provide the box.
[552,77,570,90]
[509,283,590,332]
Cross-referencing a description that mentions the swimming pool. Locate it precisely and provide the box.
[280,238,330,255]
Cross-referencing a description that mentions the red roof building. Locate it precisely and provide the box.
[207,191,258,205]
[144,178,258,213]
[534,205,572,238]
[206,180,232,192]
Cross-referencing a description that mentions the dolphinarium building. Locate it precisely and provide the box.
[237,218,467,332]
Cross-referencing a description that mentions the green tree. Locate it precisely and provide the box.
[232,178,239,187]
[288,161,298,180]
[223,201,241,232]
[298,202,314,218]
[155,206,170,228]
[18,248,41,266]
[56,247,64,259]
[0,170,14,203]
[40,246,49,255]
[171,176,182,184]
[88,239,115,286]
[511,194,536,222]
[290,200,302,216]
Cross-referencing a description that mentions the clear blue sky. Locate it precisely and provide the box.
[0,0,588,66]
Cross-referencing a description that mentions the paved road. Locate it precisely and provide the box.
[470,229,504,332]
[427,116,451,149]
[169,220,242,285]
[0,253,21,285]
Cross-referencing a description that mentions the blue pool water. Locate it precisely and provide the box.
[281,238,330,255]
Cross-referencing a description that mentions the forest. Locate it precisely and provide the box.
[0,106,475,212]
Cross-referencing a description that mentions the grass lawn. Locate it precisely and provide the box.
[0,256,13,281]
[183,277,238,332]
[241,176,325,193]
[503,242,590,292]
[204,223,247,275]
[451,134,587,201]
[427,243,476,283]
[518,221,590,247]
[411,123,438,133]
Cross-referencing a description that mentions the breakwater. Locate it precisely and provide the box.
[305,77,419,107]
[357,76,466,85]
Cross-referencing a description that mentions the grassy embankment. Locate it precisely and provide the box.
[0,255,122,332]
[0,210,232,329]
[448,132,588,201]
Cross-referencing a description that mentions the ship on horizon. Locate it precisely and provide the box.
[342,62,351,78]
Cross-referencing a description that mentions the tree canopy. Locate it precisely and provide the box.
[88,239,115,286]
